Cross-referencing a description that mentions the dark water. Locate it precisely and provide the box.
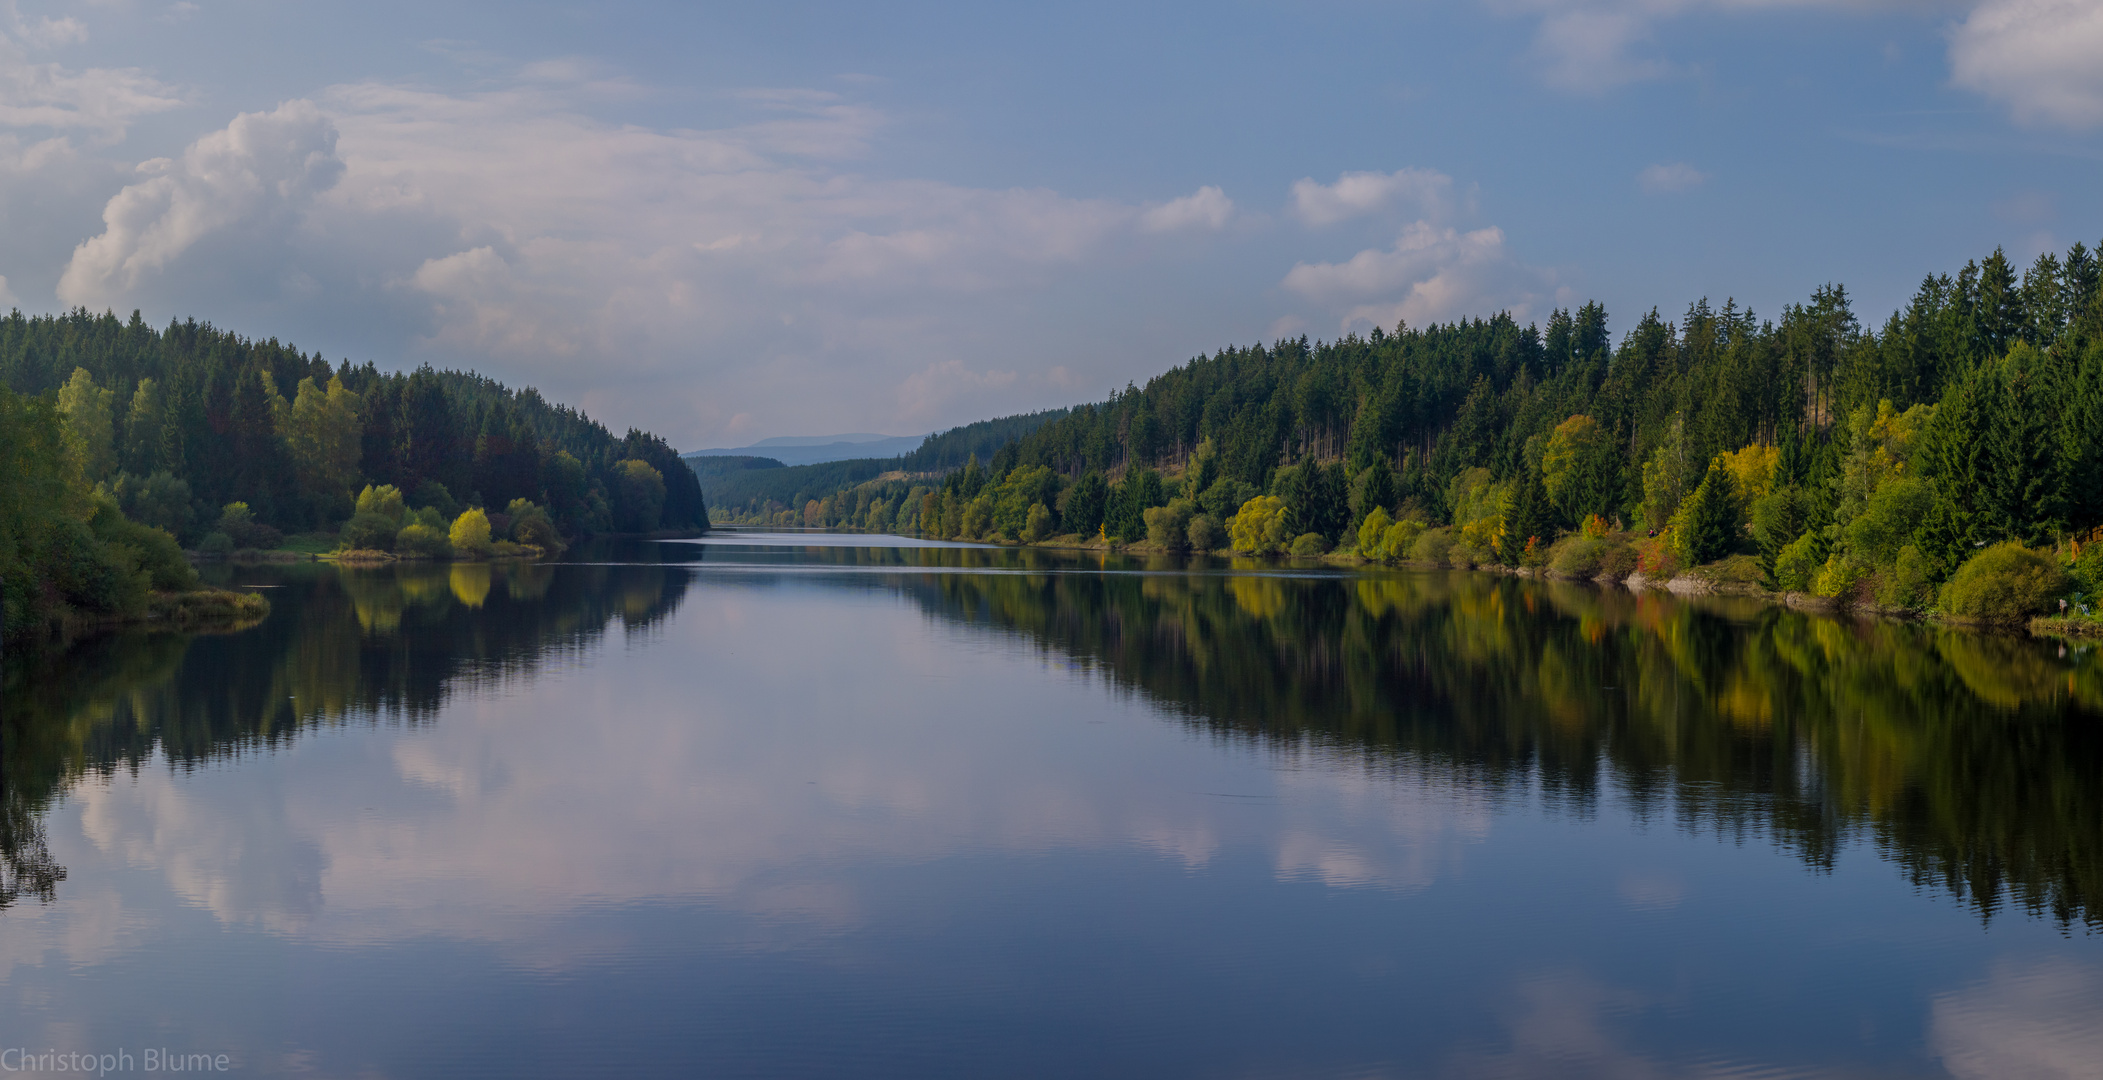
[4,534,2102,1078]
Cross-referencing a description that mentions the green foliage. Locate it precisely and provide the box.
[1197,477,1256,523]
[215,502,283,550]
[1289,532,1329,557]
[111,471,195,541]
[198,532,235,557]
[448,508,493,558]
[1061,472,1107,537]
[411,479,460,520]
[1023,502,1056,543]
[613,460,666,533]
[1775,531,1822,592]
[1186,513,1224,552]
[1842,476,1933,566]
[1357,507,1393,557]
[1750,485,1807,581]
[1880,545,1935,610]
[355,484,406,524]
[57,366,117,482]
[1541,414,1619,524]
[88,496,197,592]
[1940,542,2070,621]
[1143,498,1196,549]
[394,522,452,559]
[1670,460,1739,566]
[1229,495,1291,555]
[507,499,565,554]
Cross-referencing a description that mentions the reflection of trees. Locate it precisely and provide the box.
[892,563,2103,929]
[0,561,687,911]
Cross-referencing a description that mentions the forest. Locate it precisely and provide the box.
[721,243,2103,620]
[0,309,707,636]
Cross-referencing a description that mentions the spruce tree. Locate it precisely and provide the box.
[1673,460,1739,566]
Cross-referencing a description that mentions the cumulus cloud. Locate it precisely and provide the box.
[47,72,1261,444]
[1950,0,2103,128]
[58,99,343,306]
[1637,161,1708,193]
[1282,220,1550,332]
[0,10,182,141]
[1140,185,1234,232]
[1289,168,1453,226]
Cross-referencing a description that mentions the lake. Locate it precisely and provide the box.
[3,533,2101,1078]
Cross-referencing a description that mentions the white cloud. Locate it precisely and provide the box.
[1531,6,1673,92]
[1289,168,1452,226]
[1637,161,1708,192]
[1282,220,1549,332]
[1140,185,1233,232]
[48,73,1257,444]
[1949,0,2103,128]
[58,99,343,306]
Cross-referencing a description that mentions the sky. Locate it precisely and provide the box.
[0,0,2098,449]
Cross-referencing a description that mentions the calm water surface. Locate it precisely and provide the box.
[4,534,2102,1078]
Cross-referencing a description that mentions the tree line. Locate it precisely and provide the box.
[1,309,708,635]
[728,242,2103,611]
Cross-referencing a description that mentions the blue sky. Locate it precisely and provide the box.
[2,0,2098,447]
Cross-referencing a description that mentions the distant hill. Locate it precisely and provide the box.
[685,432,925,466]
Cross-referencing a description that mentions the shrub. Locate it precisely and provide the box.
[90,499,197,592]
[198,532,235,557]
[2073,540,2103,596]
[1409,526,1454,566]
[1289,532,1329,557]
[1022,502,1056,543]
[1144,498,1196,550]
[1877,544,1935,610]
[412,480,460,520]
[1597,542,1639,582]
[354,484,407,523]
[1940,542,2070,622]
[1228,495,1291,554]
[448,508,494,558]
[512,510,565,555]
[395,522,452,559]
[339,511,397,551]
[1551,535,1609,577]
[1357,507,1393,558]
[1774,532,1820,592]
[214,502,281,550]
[1379,519,1425,562]
[1810,555,1860,599]
[1186,513,1224,552]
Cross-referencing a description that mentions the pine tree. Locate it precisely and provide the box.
[1672,459,1739,566]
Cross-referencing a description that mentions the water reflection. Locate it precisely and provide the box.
[2,559,687,913]
[2,538,2100,1076]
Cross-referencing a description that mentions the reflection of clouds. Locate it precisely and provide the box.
[33,583,1501,972]
[1932,958,2103,1080]
[1447,971,1852,1080]
[1271,752,1492,892]
[1616,871,1685,911]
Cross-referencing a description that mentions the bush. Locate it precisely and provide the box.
[1144,498,1196,550]
[1379,519,1425,563]
[214,502,281,550]
[1774,531,1820,592]
[1186,513,1224,552]
[1023,502,1055,543]
[1228,495,1291,555]
[412,480,460,520]
[1810,555,1860,599]
[1551,535,1609,577]
[2073,540,2103,596]
[90,499,197,592]
[1878,544,1935,610]
[198,532,236,557]
[355,484,407,523]
[509,500,566,555]
[1597,542,1639,582]
[339,511,396,551]
[1940,542,2070,622]
[395,522,452,559]
[1289,532,1329,557]
[1356,507,1393,558]
[1409,526,1454,566]
[449,508,494,558]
